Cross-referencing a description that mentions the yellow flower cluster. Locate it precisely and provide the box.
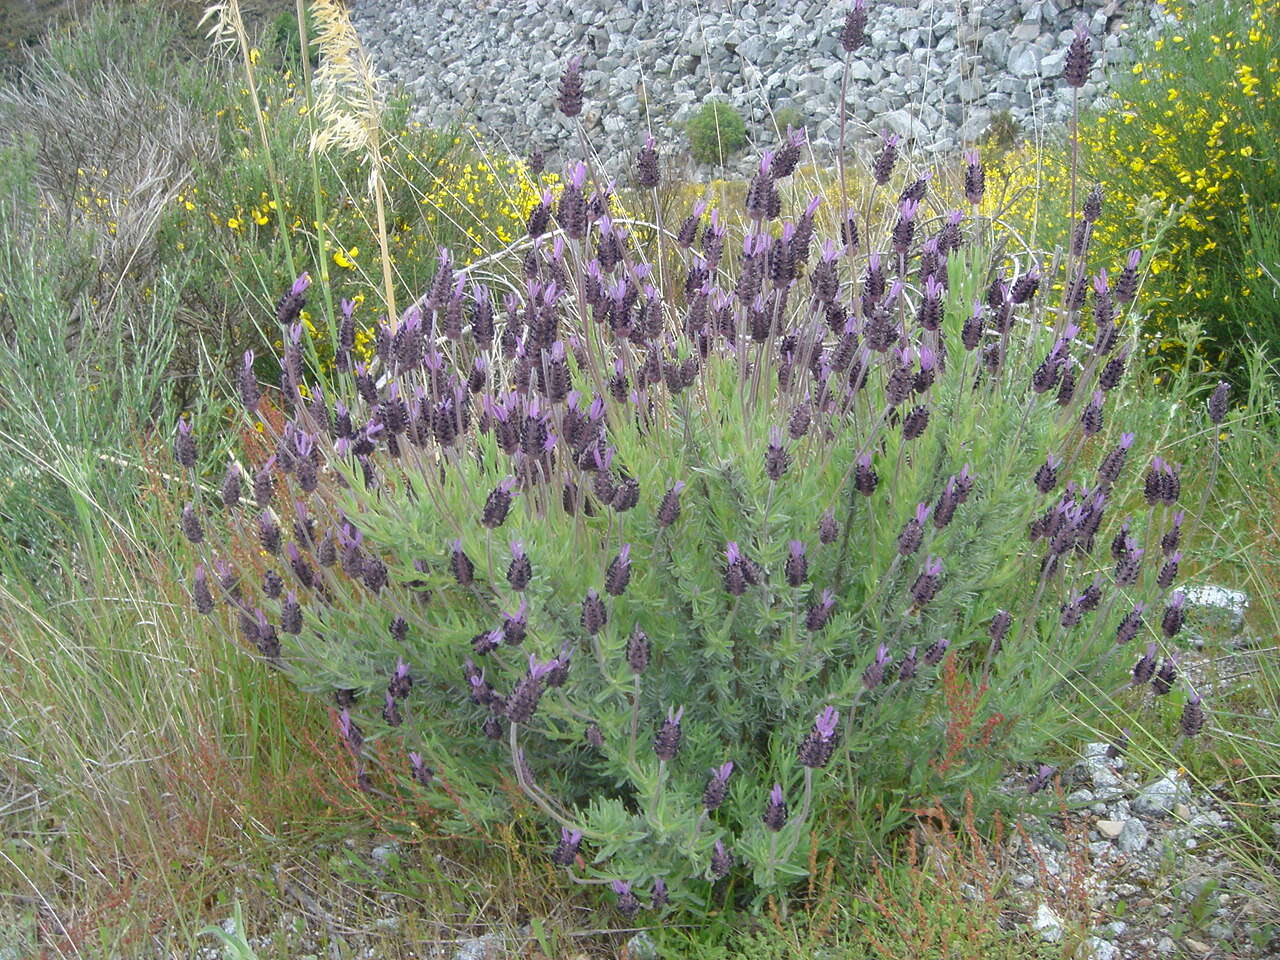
[985,0,1278,370]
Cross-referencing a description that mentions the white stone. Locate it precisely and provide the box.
[1096,819,1124,839]
[1089,936,1121,960]
[1033,903,1064,943]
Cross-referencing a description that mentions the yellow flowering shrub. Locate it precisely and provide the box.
[979,0,1278,376]
[158,58,554,372]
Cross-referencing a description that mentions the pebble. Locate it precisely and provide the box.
[1096,820,1124,839]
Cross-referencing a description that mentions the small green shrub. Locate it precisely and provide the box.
[980,110,1022,152]
[769,106,807,138]
[687,98,747,165]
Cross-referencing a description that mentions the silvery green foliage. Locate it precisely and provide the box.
[183,132,1207,915]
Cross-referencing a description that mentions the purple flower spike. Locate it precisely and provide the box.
[924,636,950,667]
[1208,381,1230,426]
[806,589,837,632]
[840,0,868,52]
[409,751,433,787]
[508,541,532,591]
[703,760,735,811]
[173,419,196,469]
[654,706,684,761]
[964,149,985,206]
[710,840,733,879]
[1180,693,1205,737]
[785,540,809,587]
[652,878,668,910]
[862,643,891,690]
[799,706,840,768]
[1161,591,1186,638]
[1027,763,1056,794]
[450,539,475,586]
[612,880,641,918]
[1063,19,1094,88]
[551,827,583,867]
[192,563,214,615]
[911,556,944,606]
[1132,642,1158,685]
[605,544,633,596]
[763,782,789,832]
[557,55,584,118]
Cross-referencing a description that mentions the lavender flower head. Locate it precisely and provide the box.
[762,782,789,832]
[557,55,584,118]
[1161,590,1186,638]
[963,149,985,206]
[798,706,840,768]
[840,0,868,52]
[703,760,735,810]
[1027,764,1056,794]
[785,540,809,587]
[1063,19,1094,88]
[408,751,433,787]
[1132,642,1158,685]
[862,644,892,690]
[605,544,633,596]
[636,133,660,189]
[654,705,685,761]
[173,418,196,469]
[612,880,641,918]
[551,827,583,867]
[1208,381,1230,426]
[872,133,900,186]
[626,625,651,674]
[911,556,944,606]
[1181,692,1205,737]
[710,839,733,879]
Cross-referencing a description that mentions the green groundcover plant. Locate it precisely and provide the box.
[175,9,1223,918]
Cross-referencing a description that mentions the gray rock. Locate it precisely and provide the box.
[1088,936,1121,960]
[881,108,929,140]
[1118,818,1149,854]
[1008,42,1044,77]
[1183,584,1249,635]
[1135,771,1191,816]
[624,932,659,960]
[370,841,402,869]
[452,933,503,960]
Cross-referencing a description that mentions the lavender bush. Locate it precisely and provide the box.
[177,13,1216,915]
